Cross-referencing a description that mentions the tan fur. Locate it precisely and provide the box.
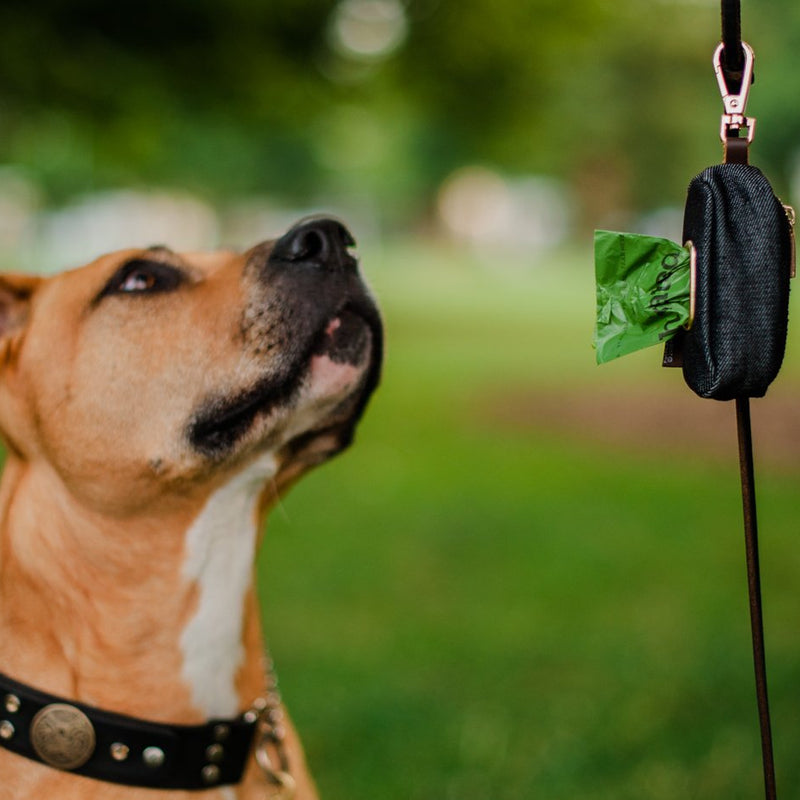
[0,239,379,799]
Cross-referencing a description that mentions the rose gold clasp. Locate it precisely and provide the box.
[714,41,756,144]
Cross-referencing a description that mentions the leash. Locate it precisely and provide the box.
[736,397,777,800]
[720,8,777,798]
[720,0,746,89]
[717,5,777,797]
[710,3,780,797]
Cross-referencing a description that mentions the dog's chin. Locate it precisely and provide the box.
[187,309,378,462]
[312,307,372,366]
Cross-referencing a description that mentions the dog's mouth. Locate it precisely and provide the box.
[188,301,381,459]
[313,306,372,364]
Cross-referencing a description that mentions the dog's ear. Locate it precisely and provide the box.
[0,274,42,339]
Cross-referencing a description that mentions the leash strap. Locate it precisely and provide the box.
[721,0,746,88]
[736,397,777,800]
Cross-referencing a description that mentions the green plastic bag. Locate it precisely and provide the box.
[594,230,691,364]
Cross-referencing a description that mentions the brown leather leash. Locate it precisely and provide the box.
[735,397,777,800]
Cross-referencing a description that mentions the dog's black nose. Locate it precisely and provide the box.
[270,217,357,272]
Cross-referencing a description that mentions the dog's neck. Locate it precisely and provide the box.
[0,453,278,725]
[179,454,278,718]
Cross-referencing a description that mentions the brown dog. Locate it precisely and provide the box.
[0,217,382,799]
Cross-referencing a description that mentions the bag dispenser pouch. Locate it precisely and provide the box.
[671,163,792,399]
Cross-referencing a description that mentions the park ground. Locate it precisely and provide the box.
[259,241,800,800]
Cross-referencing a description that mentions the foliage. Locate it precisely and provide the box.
[0,0,799,226]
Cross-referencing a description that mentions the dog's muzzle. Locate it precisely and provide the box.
[188,217,383,459]
[269,217,380,367]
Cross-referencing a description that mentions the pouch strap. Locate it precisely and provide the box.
[724,134,749,164]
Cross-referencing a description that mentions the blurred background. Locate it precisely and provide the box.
[2,0,800,797]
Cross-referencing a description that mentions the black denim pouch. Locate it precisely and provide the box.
[668,163,793,400]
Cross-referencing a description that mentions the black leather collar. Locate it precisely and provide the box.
[0,671,259,790]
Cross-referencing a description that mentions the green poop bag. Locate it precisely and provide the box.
[594,230,691,364]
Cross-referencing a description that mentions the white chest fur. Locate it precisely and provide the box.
[179,455,278,717]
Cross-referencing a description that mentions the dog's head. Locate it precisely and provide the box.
[0,217,382,514]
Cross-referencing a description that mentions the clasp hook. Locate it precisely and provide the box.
[713,41,755,143]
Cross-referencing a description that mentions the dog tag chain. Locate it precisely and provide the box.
[250,653,296,800]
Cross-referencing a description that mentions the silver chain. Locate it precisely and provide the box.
[246,655,296,799]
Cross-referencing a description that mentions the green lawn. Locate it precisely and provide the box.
[259,241,800,799]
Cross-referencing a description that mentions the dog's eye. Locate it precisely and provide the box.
[119,269,157,293]
[99,259,185,300]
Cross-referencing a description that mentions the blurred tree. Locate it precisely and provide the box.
[0,0,341,197]
[0,0,796,230]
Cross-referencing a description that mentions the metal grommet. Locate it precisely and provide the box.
[0,720,14,740]
[110,742,130,761]
[142,746,166,768]
[3,694,20,714]
[201,764,221,784]
[213,723,230,742]
[205,743,224,763]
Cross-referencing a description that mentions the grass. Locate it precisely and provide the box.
[258,240,800,799]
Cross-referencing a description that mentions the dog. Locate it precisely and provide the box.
[0,217,382,799]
